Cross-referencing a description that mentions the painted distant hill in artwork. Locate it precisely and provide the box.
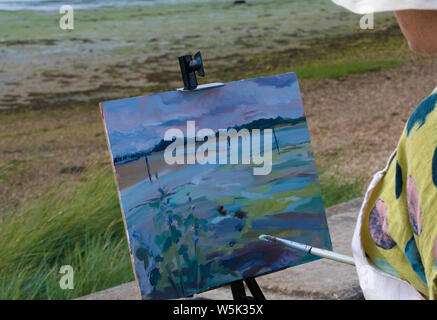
[112,116,306,165]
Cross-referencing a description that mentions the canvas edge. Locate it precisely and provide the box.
[293,78,333,252]
[99,102,143,300]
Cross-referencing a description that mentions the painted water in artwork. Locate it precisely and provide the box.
[100,73,332,299]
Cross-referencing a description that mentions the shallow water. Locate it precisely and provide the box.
[0,0,230,11]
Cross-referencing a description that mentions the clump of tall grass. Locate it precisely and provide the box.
[319,174,365,208]
[0,163,133,299]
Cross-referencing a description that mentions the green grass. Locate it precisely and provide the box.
[317,156,365,208]
[0,160,28,184]
[296,59,404,80]
[0,164,134,299]
[319,174,364,208]
[0,160,363,299]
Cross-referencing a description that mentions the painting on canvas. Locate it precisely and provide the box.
[100,73,332,299]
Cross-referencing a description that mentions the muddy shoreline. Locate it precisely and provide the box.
[1,23,409,113]
[0,0,399,111]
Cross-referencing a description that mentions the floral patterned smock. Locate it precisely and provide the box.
[359,88,437,299]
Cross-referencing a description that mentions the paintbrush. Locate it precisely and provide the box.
[259,234,355,266]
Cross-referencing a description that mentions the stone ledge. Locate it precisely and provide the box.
[77,198,363,300]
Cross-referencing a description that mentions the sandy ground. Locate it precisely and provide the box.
[302,58,437,180]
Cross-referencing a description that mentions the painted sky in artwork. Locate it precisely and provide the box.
[102,73,304,158]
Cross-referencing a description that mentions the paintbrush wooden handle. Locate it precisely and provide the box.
[308,247,355,266]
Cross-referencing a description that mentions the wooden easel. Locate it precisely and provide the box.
[230,277,266,301]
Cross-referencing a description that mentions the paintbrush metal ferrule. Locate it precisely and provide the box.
[259,234,311,253]
[259,234,276,242]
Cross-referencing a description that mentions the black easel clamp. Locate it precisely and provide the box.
[177,51,224,92]
[179,51,204,90]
